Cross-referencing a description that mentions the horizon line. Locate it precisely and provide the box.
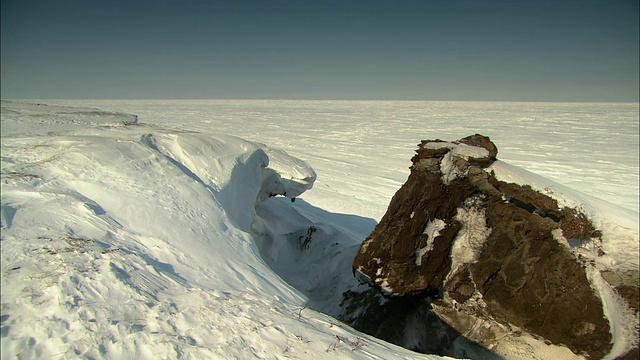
[3,98,639,104]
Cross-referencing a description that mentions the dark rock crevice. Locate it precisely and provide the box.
[339,289,502,359]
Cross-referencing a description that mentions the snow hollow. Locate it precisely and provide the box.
[1,100,638,359]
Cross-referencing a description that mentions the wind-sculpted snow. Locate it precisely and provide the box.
[141,132,316,231]
[0,102,436,359]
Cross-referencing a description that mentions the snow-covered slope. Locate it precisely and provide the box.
[0,101,441,359]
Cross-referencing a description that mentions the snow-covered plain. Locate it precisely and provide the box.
[42,100,638,217]
[1,100,638,359]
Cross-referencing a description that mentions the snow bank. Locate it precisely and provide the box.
[1,131,307,303]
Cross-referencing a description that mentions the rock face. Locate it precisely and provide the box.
[348,134,615,359]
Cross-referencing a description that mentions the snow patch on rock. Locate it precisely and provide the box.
[423,142,490,159]
[447,201,492,281]
[415,219,446,266]
[586,265,639,360]
[439,151,464,185]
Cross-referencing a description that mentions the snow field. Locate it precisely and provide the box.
[40,100,639,216]
[1,100,638,359]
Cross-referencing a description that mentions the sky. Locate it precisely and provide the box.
[1,0,638,101]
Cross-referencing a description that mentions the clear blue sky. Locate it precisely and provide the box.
[1,0,638,101]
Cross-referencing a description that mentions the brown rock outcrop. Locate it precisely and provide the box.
[350,134,615,359]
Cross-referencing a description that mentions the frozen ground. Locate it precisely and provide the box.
[1,100,638,359]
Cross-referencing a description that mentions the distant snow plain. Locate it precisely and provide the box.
[53,100,639,217]
[1,100,638,359]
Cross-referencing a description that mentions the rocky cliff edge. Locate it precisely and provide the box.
[345,134,638,359]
